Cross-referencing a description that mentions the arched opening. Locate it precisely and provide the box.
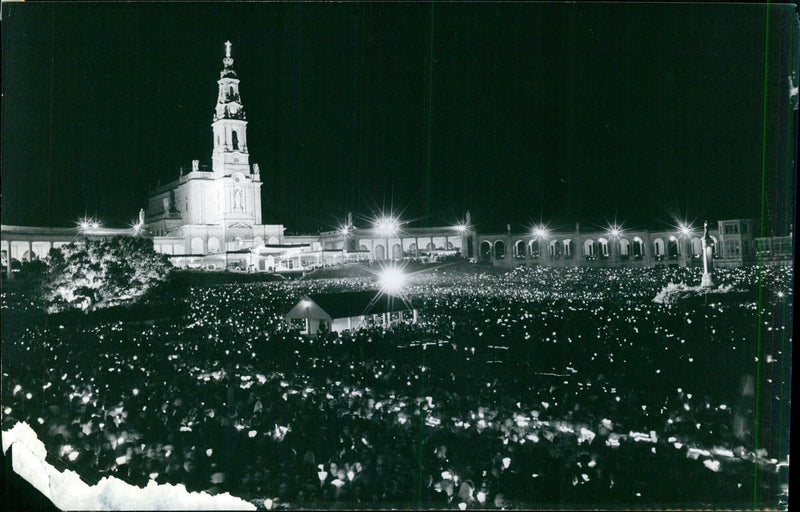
[208,237,221,253]
[690,237,702,258]
[392,243,402,260]
[254,236,264,248]
[374,244,386,260]
[667,236,680,259]
[446,241,454,250]
[494,240,506,259]
[426,242,435,253]
[231,130,239,150]
[563,239,574,258]
[234,237,244,249]
[549,239,561,258]
[191,237,204,255]
[653,238,665,259]
[268,236,279,245]
[479,241,492,261]
[632,237,644,258]
[618,238,630,259]
[228,86,234,98]
[514,240,526,259]
[409,243,418,256]
[359,244,369,252]
[583,239,596,259]
[598,237,610,258]
[529,239,541,258]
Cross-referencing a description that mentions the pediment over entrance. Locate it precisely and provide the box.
[228,222,252,229]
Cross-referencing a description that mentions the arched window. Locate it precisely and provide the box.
[494,240,506,259]
[563,239,574,258]
[529,239,541,258]
[191,237,204,255]
[374,244,386,260]
[632,237,644,258]
[208,237,221,253]
[598,237,609,258]
[653,238,665,258]
[583,239,596,258]
[514,240,526,259]
[690,237,702,257]
[667,236,680,259]
[619,238,630,259]
[549,239,561,258]
[392,243,402,260]
[231,130,239,150]
[480,241,492,260]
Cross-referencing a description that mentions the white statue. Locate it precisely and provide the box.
[252,163,260,175]
[163,197,170,214]
[192,159,199,172]
[138,208,145,226]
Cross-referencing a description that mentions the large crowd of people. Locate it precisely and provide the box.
[1,263,792,509]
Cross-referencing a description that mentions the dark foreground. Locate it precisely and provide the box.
[1,264,792,509]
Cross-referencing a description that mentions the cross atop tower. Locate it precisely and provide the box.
[223,41,234,69]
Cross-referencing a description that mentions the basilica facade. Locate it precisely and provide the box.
[146,42,285,258]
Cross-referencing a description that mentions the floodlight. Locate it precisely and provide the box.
[378,266,407,295]
[375,216,399,237]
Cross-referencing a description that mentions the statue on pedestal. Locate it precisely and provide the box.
[701,220,715,288]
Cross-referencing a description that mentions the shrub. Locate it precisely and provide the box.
[43,236,172,312]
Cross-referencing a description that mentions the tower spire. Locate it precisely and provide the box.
[212,40,250,177]
[223,40,233,68]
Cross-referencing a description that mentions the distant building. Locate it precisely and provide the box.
[285,291,418,336]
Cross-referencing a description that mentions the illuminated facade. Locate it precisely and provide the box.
[145,42,285,257]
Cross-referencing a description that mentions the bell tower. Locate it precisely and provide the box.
[211,41,250,176]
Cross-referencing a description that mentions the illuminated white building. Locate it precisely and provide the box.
[145,42,285,258]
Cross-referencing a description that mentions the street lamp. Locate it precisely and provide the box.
[607,224,622,259]
[77,216,101,237]
[374,215,399,261]
[531,225,548,258]
[677,222,694,262]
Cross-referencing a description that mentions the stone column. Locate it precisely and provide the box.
[5,240,13,280]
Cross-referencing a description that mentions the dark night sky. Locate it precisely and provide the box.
[1,2,797,234]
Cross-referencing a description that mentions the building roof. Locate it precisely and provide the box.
[286,290,417,320]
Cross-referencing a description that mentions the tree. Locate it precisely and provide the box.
[43,236,172,312]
